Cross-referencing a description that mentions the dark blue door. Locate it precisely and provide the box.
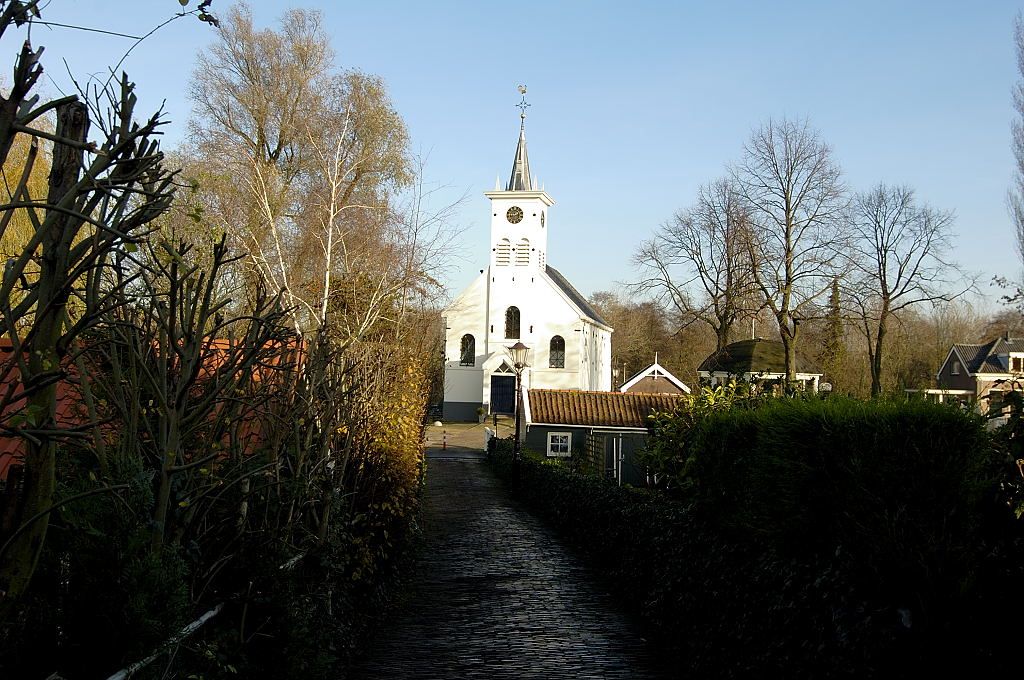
[490,375,516,414]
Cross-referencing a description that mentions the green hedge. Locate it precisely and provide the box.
[490,398,1024,678]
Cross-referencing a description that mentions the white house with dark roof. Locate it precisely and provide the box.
[697,338,823,392]
[441,105,613,421]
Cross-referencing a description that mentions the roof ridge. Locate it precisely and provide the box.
[542,265,610,327]
[529,388,648,396]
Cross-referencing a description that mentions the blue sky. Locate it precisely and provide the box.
[13,1,1024,306]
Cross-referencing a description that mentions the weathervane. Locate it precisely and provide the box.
[516,84,530,126]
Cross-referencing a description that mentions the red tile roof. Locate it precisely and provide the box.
[527,389,684,429]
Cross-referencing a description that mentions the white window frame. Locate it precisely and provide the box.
[546,431,572,457]
[1012,355,1024,373]
[951,360,960,376]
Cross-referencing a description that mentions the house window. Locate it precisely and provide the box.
[951,361,961,375]
[549,335,565,368]
[1013,356,1024,373]
[505,306,520,339]
[547,432,571,457]
[496,238,511,266]
[516,238,530,266]
[460,334,475,366]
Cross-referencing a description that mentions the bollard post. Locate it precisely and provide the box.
[442,429,447,450]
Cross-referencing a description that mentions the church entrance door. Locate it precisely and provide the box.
[490,375,516,414]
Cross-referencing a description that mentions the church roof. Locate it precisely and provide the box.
[544,266,609,327]
[507,124,532,191]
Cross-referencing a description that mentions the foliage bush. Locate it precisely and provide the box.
[490,397,1024,678]
[642,380,763,490]
[0,6,432,678]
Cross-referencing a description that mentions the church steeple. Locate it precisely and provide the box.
[507,124,532,191]
[507,85,532,191]
[485,85,553,272]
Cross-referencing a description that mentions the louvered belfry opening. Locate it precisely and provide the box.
[496,238,511,266]
[516,238,530,266]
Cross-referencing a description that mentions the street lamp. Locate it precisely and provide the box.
[507,341,530,466]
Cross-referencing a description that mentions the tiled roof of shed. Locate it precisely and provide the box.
[527,389,683,429]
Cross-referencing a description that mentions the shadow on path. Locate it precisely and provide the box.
[350,449,666,679]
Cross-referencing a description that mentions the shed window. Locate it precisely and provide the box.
[951,361,961,376]
[1013,356,1024,373]
[460,334,475,366]
[547,432,571,457]
[549,335,565,368]
[505,306,520,339]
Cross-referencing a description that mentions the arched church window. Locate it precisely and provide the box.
[505,306,520,339]
[496,238,511,266]
[460,334,475,366]
[516,238,530,266]
[549,335,565,368]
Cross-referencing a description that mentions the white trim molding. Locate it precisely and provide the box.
[546,431,572,457]
[619,361,690,394]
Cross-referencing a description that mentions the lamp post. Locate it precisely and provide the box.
[507,342,530,467]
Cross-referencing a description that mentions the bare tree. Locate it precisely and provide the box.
[732,118,849,384]
[1010,14,1024,277]
[848,183,973,396]
[633,178,759,351]
[187,3,412,335]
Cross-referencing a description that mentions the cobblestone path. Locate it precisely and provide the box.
[351,447,666,679]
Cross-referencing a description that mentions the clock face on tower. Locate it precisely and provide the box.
[506,206,524,224]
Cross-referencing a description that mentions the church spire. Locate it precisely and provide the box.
[507,85,532,191]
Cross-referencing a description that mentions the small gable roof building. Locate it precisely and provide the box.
[697,338,823,392]
[524,389,683,486]
[618,359,690,395]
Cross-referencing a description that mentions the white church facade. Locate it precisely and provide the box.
[442,109,613,421]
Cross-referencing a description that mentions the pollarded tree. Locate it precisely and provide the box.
[0,71,177,611]
[732,118,849,384]
[848,183,973,397]
[633,178,760,352]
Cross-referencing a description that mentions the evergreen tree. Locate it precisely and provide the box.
[820,278,846,390]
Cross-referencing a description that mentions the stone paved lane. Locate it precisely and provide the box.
[351,447,666,679]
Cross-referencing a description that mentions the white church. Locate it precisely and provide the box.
[442,103,613,421]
